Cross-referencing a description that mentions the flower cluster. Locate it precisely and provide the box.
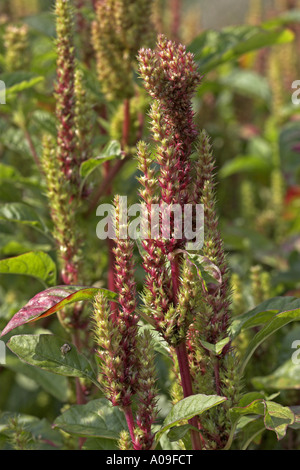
[137,35,202,346]
[74,68,93,167]
[4,23,29,72]
[41,135,82,287]
[54,0,78,186]
[91,0,155,101]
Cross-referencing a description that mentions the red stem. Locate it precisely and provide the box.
[123,406,136,447]
[175,342,202,450]
[122,98,130,148]
[85,155,130,217]
[170,0,181,41]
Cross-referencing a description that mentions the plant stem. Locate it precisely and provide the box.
[122,98,130,148]
[24,128,42,171]
[123,405,136,447]
[170,0,181,41]
[175,341,202,450]
[71,330,86,449]
[85,155,130,217]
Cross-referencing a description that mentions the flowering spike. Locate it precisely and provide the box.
[4,24,29,72]
[92,291,126,406]
[92,0,155,101]
[41,134,82,287]
[230,272,246,316]
[138,34,201,157]
[55,0,78,185]
[137,36,202,345]
[189,130,241,449]
[118,430,133,450]
[74,68,94,166]
[250,265,271,306]
[92,196,139,410]
[134,331,158,450]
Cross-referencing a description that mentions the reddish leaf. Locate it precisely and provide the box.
[1,286,117,337]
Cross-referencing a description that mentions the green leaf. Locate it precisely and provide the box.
[188,25,294,74]
[167,424,196,442]
[6,77,44,97]
[230,399,265,426]
[230,296,300,339]
[7,334,99,387]
[223,224,276,262]
[264,9,300,28]
[31,110,57,137]
[5,352,69,402]
[290,406,300,430]
[1,72,40,89]
[102,140,122,157]
[184,251,222,292]
[138,323,170,358]
[200,337,231,356]
[24,12,56,37]
[220,155,271,178]
[0,128,27,156]
[264,401,295,440]
[240,305,300,374]
[82,438,118,450]
[156,394,227,441]
[0,163,20,180]
[1,72,44,100]
[54,398,127,439]
[80,155,117,179]
[230,398,295,441]
[0,203,47,233]
[0,251,56,287]
[252,358,300,391]
[80,140,122,180]
[219,70,271,103]
[1,285,117,337]
[237,417,266,450]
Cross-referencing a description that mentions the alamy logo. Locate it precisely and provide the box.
[0,340,6,364]
[96,196,204,250]
[0,81,6,105]
[291,340,300,365]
